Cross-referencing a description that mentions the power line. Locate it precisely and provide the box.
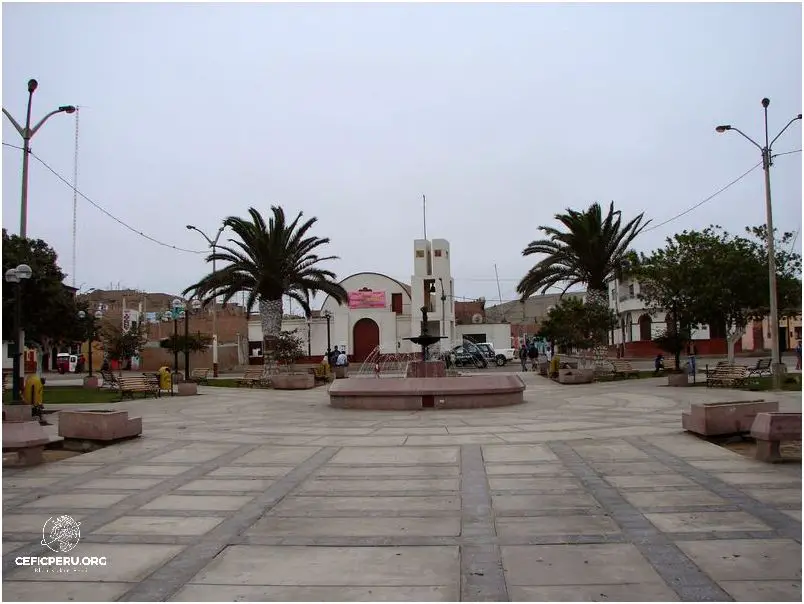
[642,161,763,233]
[2,142,206,254]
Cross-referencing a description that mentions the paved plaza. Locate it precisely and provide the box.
[2,373,801,601]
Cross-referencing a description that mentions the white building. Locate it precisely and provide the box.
[607,277,726,355]
[247,238,512,361]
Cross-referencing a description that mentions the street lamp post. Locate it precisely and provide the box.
[170,299,183,375]
[306,316,312,357]
[323,311,332,355]
[186,224,226,377]
[4,264,32,403]
[2,79,76,239]
[716,98,802,389]
[182,299,203,381]
[77,307,104,380]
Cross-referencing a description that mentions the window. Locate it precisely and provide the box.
[391,293,403,314]
[434,249,442,257]
[416,250,425,258]
[628,284,635,297]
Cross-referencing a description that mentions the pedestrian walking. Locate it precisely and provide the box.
[519,345,528,372]
[796,341,802,370]
[528,343,539,371]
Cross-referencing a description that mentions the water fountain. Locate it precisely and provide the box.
[329,307,525,410]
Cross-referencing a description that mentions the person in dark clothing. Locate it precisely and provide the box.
[519,345,528,371]
[528,344,539,371]
[654,354,665,375]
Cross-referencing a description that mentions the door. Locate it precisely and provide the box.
[352,318,380,362]
[752,324,765,350]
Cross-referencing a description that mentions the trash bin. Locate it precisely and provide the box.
[158,366,173,391]
[22,374,44,419]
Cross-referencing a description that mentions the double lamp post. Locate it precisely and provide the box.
[3,79,75,393]
[77,307,104,380]
[716,98,801,389]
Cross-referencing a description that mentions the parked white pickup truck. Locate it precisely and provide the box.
[477,342,516,366]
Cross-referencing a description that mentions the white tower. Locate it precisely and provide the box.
[410,238,454,348]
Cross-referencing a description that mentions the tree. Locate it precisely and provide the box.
[159,333,213,354]
[183,207,347,365]
[273,330,305,372]
[2,229,85,368]
[537,296,616,353]
[99,321,148,367]
[636,225,802,364]
[517,202,649,307]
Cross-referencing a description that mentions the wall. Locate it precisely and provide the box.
[456,323,512,351]
[741,316,802,352]
[613,338,741,359]
[139,342,242,372]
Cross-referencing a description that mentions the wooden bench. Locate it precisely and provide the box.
[100,370,120,390]
[142,373,163,397]
[238,367,267,388]
[751,412,802,462]
[706,364,751,388]
[746,358,773,378]
[703,361,729,379]
[610,359,639,379]
[119,376,159,400]
[189,368,211,385]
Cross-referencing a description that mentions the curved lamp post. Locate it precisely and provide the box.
[715,98,802,389]
[2,79,76,239]
[5,263,33,402]
[77,307,104,380]
[186,224,226,377]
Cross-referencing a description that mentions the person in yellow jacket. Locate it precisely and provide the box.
[22,374,47,424]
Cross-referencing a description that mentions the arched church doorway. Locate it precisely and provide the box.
[353,318,380,362]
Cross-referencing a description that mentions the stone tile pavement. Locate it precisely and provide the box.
[2,373,801,601]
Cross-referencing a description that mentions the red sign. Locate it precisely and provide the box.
[348,290,386,309]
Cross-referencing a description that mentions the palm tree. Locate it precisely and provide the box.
[516,201,649,307]
[183,206,347,363]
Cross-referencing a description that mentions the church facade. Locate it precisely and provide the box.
[247,238,512,362]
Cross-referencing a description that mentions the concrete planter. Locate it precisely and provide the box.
[557,368,594,384]
[3,404,32,422]
[667,373,689,387]
[176,382,198,396]
[681,399,777,437]
[58,410,142,442]
[83,375,99,389]
[272,373,315,390]
[334,366,349,379]
[2,420,49,465]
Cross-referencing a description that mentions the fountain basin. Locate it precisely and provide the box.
[329,374,525,410]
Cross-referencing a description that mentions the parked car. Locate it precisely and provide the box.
[476,342,516,366]
[447,344,488,369]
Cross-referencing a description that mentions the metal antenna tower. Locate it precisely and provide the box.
[71,106,81,287]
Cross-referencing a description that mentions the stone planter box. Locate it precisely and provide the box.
[3,420,50,465]
[681,399,778,437]
[58,410,142,442]
[751,412,802,462]
[272,373,315,390]
[3,405,32,422]
[557,368,594,384]
[667,373,689,387]
[176,382,198,396]
[83,375,99,389]
[334,366,349,379]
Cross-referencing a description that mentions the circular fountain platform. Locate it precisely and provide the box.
[328,374,526,410]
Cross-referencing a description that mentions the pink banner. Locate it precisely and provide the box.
[348,290,386,309]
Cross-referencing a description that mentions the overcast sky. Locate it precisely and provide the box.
[3,2,801,311]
